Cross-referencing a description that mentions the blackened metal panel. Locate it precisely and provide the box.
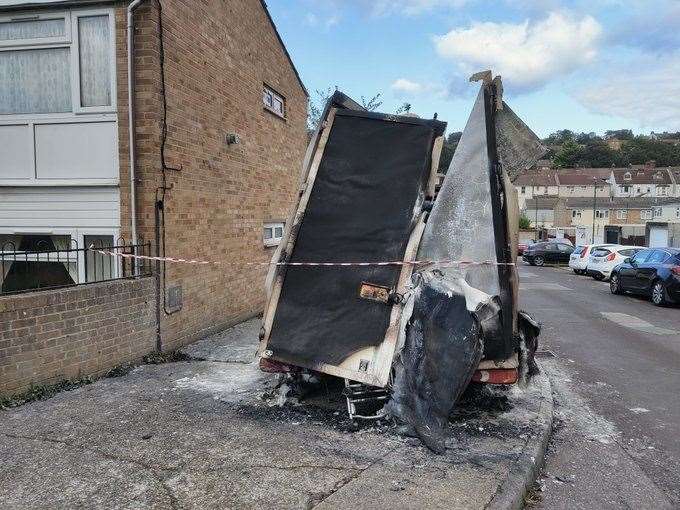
[267,111,444,377]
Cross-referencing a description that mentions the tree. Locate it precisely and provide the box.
[605,129,634,140]
[552,140,584,168]
[438,131,462,173]
[545,130,576,145]
[395,102,412,114]
[307,87,383,134]
[519,214,532,230]
[307,86,337,134]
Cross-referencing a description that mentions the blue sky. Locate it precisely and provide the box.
[267,0,680,137]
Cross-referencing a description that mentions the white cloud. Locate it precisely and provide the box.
[434,11,602,92]
[391,78,425,95]
[576,55,680,130]
[390,78,445,98]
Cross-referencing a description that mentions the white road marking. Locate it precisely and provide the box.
[520,283,572,291]
[600,312,679,336]
[629,407,650,414]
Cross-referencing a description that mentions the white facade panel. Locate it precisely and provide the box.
[0,123,32,179]
[34,120,118,180]
[0,186,120,230]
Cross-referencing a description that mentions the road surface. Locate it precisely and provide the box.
[519,262,679,508]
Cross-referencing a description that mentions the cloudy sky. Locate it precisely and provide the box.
[266,0,680,137]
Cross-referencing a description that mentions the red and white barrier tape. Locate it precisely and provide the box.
[92,248,515,268]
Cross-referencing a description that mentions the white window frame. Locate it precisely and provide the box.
[520,186,526,194]
[641,209,652,220]
[0,8,116,116]
[263,84,285,119]
[616,210,627,220]
[0,7,117,187]
[263,222,284,247]
[653,207,662,218]
[675,207,680,219]
[0,10,71,47]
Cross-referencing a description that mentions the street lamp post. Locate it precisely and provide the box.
[592,177,608,243]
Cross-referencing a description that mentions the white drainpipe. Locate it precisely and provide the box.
[127,0,148,249]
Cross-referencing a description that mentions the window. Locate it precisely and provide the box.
[624,172,632,181]
[0,9,115,116]
[263,85,285,118]
[616,210,627,220]
[648,250,669,264]
[567,186,574,192]
[622,185,630,193]
[263,222,284,247]
[641,209,652,220]
[572,210,582,218]
[557,244,572,252]
[581,186,587,190]
[658,186,668,196]
[595,210,608,219]
[653,207,662,218]
[84,234,114,282]
[520,186,526,194]
[676,207,680,219]
[631,250,651,264]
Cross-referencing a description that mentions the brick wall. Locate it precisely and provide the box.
[116,0,308,350]
[0,278,156,397]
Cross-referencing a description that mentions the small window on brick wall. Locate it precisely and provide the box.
[263,222,284,247]
[263,84,285,118]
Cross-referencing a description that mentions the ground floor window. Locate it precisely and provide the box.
[263,222,284,247]
[1,230,117,293]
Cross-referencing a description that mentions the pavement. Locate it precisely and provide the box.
[0,318,553,510]
[518,262,679,509]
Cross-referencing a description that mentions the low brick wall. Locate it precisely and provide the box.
[0,278,156,398]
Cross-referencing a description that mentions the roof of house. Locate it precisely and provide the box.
[0,0,308,97]
[564,197,680,209]
[524,196,680,211]
[612,167,674,185]
[514,169,558,186]
[515,165,680,187]
[555,167,613,185]
[523,197,561,210]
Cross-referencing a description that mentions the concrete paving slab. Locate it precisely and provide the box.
[0,319,552,510]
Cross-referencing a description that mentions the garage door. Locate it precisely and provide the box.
[649,226,669,247]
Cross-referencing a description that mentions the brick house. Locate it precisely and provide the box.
[1,0,308,394]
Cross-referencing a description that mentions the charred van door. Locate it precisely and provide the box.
[262,106,446,387]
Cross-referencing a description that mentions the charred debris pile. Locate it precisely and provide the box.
[256,73,545,453]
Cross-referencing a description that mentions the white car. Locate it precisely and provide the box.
[569,244,615,275]
[586,245,645,281]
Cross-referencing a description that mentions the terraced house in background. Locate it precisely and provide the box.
[515,161,680,246]
[0,0,308,397]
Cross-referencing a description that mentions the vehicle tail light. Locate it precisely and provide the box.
[671,266,680,276]
[580,246,589,258]
[606,253,616,261]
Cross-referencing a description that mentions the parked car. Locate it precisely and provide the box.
[610,248,680,306]
[518,240,534,255]
[586,246,644,281]
[569,244,615,275]
[522,242,574,266]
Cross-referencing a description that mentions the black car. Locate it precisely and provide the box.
[610,248,680,306]
[522,241,574,266]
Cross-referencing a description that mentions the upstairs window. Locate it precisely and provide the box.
[263,84,285,118]
[623,172,631,181]
[641,209,652,220]
[520,186,526,194]
[616,210,627,220]
[653,207,662,218]
[0,9,115,116]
